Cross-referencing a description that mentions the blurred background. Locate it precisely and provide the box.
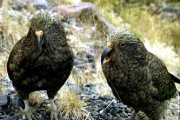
[0,0,179,120]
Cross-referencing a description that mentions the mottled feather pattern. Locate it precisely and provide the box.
[7,10,74,99]
[147,52,177,101]
[7,10,74,119]
[101,30,178,120]
[30,10,55,31]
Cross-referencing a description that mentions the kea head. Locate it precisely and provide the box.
[101,30,147,67]
[28,10,65,53]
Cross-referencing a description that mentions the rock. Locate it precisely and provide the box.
[53,2,115,34]
[0,95,8,107]
[158,11,177,22]
[8,0,49,10]
[53,2,96,18]
[109,107,117,116]
[0,78,15,95]
[0,116,17,120]
[80,83,134,119]
[86,53,95,63]
[9,95,24,109]
[32,0,49,9]
[0,114,6,119]
[0,107,2,113]
[6,86,15,94]
[158,4,180,14]
[84,83,94,88]
[92,111,99,116]
[148,4,180,21]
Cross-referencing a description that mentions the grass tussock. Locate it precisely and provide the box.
[29,91,45,105]
[56,86,93,120]
[119,7,180,46]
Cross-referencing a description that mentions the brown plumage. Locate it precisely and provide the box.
[7,10,74,120]
[101,30,179,120]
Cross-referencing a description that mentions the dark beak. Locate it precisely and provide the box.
[35,30,43,53]
[37,35,42,53]
[101,42,113,64]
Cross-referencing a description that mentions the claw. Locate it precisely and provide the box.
[19,100,34,120]
[50,99,58,120]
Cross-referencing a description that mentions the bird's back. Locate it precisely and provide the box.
[146,52,177,101]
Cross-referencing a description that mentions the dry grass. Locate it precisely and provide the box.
[0,52,8,78]
[0,0,30,94]
[0,0,30,78]
[0,81,5,94]
[47,0,81,5]
[120,7,180,46]
[92,0,125,29]
[56,85,93,120]
[0,0,179,119]
[29,91,45,105]
[91,0,180,76]
[0,0,29,48]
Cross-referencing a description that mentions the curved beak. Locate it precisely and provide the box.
[35,30,43,53]
[101,42,113,64]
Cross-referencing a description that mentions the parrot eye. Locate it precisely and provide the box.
[120,42,126,47]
